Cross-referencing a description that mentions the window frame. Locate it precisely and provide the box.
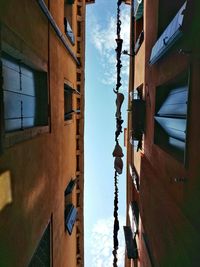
[154,68,191,164]
[0,40,49,151]
[64,82,80,122]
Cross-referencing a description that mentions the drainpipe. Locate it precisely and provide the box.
[37,0,80,66]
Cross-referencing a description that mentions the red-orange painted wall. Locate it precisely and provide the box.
[126,1,200,266]
[0,0,87,266]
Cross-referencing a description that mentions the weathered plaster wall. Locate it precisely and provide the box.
[0,0,85,266]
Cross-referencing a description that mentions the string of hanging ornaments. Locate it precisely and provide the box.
[112,1,124,267]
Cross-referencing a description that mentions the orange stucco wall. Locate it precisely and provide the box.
[126,0,200,266]
[0,0,86,266]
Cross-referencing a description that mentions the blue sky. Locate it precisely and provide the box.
[84,1,130,266]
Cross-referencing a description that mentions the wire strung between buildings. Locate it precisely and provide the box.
[112,1,124,266]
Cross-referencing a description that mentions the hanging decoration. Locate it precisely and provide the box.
[112,1,124,266]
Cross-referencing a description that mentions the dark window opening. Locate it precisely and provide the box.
[76,176,80,190]
[65,179,76,195]
[77,21,81,37]
[77,41,81,54]
[158,0,186,36]
[77,5,81,16]
[77,57,81,66]
[150,1,187,64]
[28,223,51,267]
[76,236,80,254]
[64,18,75,45]
[76,192,80,207]
[123,226,138,260]
[76,155,80,172]
[134,17,143,44]
[129,164,140,191]
[129,201,139,234]
[64,204,77,235]
[154,70,189,162]
[77,72,81,82]
[77,84,81,93]
[64,84,73,121]
[77,256,81,264]
[64,1,73,25]
[131,92,145,143]
[1,53,48,133]
[76,138,80,150]
[77,97,81,110]
[133,0,144,54]
[65,0,75,4]
[76,119,80,135]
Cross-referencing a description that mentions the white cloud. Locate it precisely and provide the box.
[89,216,126,267]
[90,6,131,91]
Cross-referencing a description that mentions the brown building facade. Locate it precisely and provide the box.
[0,0,94,266]
[125,1,200,267]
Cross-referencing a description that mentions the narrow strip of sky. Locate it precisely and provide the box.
[84,1,130,266]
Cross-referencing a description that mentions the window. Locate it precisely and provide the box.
[76,138,80,150]
[157,0,186,36]
[64,84,73,120]
[64,84,80,121]
[131,87,145,145]
[76,176,80,190]
[77,72,81,82]
[134,0,144,54]
[129,164,140,191]
[65,0,75,4]
[77,41,81,54]
[129,201,139,234]
[64,181,77,234]
[77,5,81,16]
[154,71,189,162]
[76,192,80,207]
[76,155,80,172]
[77,84,81,93]
[1,53,48,133]
[65,179,76,195]
[123,226,138,260]
[76,119,80,135]
[29,223,51,267]
[150,1,187,64]
[76,236,80,254]
[77,21,81,37]
[65,203,77,234]
[64,18,75,45]
[64,0,75,45]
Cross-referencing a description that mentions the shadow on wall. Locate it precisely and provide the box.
[0,170,12,211]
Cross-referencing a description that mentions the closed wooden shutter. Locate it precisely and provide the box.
[150,1,187,65]
[155,85,188,154]
[123,226,138,259]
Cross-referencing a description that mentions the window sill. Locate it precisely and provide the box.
[4,125,50,148]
